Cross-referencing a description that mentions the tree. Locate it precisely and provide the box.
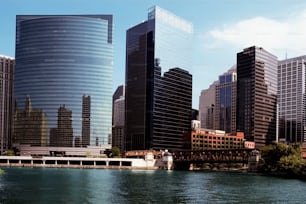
[279,154,305,175]
[260,142,305,177]
[111,147,120,157]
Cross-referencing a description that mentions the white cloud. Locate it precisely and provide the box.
[207,9,306,59]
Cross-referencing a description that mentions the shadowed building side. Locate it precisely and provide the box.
[153,66,192,150]
[0,56,14,154]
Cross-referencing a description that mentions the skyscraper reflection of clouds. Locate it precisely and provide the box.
[14,15,113,147]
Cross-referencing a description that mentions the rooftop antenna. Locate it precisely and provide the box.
[285,49,287,60]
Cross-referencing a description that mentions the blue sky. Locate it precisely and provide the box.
[2,0,306,108]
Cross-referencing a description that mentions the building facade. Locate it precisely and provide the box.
[0,56,14,153]
[236,46,278,148]
[199,82,218,129]
[215,66,237,134]
[57,105,73,147]
[50,105,73,147]
[112,85,125,125]
[125,6,193,151]
[187,129,252,150]
[14,15,113,147]
[153,66,192,150]
[112,88,125,152]
[14,96,48,146]
[277,56,306,143]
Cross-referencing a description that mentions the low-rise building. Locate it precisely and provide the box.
[184,128,255,150]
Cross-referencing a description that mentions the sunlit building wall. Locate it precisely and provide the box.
[199,82,217,129]
[277,56,306,143]
[189,129,246,150]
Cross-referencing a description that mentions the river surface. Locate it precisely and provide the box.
[0,167,306,203]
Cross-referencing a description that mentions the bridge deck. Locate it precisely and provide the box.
[172,149,253,163]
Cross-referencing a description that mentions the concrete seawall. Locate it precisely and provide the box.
[0,156,158,170]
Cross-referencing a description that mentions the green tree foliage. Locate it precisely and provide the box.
[279,154,305,175]
[111,147,120,157]
[260,142,305,177]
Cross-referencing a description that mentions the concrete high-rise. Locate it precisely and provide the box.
[125,6,193,151]
[112,86,125,152]
[112,85,124,125]
[14,15,113,147]
[113,96,125,127]
[236,46,278,148]
[215,66,237,134]
[0,56,14,153]
[199,82,218,129]
[277,56,306,143]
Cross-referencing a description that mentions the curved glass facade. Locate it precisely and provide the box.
[14,15,113,147]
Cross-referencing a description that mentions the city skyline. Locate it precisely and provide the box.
[2,0,306,108]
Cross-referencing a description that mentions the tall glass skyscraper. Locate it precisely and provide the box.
[125,6,193,151]
[215,66,237,134]
[14,15,113,147]
[277,56,306,143]
[237,46,278,148]
[153,64,192,150]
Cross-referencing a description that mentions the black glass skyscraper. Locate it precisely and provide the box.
[125,6,193,151]
[153,66,192,150]
[236,46,277,148]
[14,15,113,147]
